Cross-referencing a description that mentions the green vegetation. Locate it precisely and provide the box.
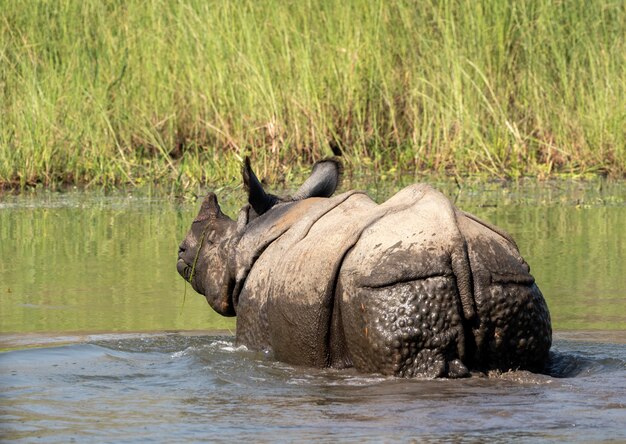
[1,0,624,191]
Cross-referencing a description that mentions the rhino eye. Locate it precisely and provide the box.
[197,227,216,246]
[205,231,218,245]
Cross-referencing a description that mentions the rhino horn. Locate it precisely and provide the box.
[292,157,343,200]
[242,157,278,215]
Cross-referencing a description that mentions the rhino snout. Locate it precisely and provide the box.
[177,241,195,265]
[176,242,194,282]
[176,258,191,281]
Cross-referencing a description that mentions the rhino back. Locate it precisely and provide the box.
[235,183,551,376]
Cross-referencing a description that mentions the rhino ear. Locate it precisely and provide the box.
[242,157,278,215]
[292,157,343,200]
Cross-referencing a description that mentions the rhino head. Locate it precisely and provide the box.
[176,191,238,316]
[176,157,342,316]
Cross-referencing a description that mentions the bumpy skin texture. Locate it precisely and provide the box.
[178,177,552,378]
[229,185,551,377]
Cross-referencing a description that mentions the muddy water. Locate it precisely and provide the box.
[1,333,625,442]
[1,181,625,442]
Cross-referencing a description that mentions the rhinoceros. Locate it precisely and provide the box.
[177,158,552,378]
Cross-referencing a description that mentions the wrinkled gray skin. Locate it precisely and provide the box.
[177,158,552,378]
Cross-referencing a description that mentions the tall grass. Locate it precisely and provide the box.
[1,0,624,190]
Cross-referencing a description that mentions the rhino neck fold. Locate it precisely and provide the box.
[259,191,378,367]
[230,191,366,312]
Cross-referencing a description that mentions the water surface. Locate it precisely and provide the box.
[1,180,623,333]
[1,180,625,442]
[1,332,625,443]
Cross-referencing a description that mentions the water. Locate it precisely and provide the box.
[1,333,625,442]
[0,190,238,334]
[1,180,625,442]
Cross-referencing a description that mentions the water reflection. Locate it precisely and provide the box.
[0,180,624,333]
[0,191,243,333]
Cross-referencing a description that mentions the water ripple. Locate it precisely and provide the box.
[1,333,624,443]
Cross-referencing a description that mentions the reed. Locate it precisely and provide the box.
[1,0,624,191]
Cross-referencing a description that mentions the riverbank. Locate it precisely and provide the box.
[2,0,624,191]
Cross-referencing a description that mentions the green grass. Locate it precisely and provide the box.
[1,0,624,191]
